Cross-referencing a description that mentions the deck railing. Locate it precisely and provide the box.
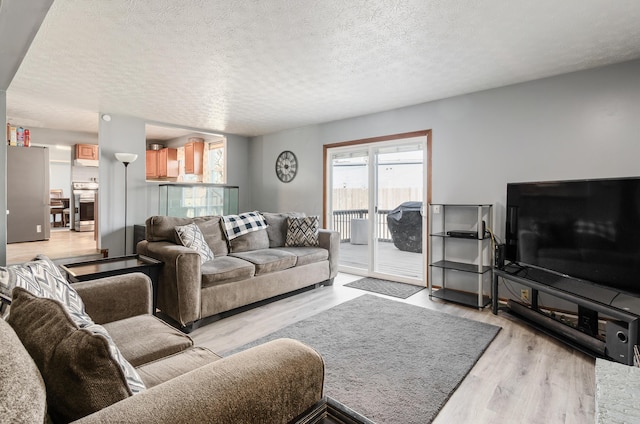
[332,209,392,243]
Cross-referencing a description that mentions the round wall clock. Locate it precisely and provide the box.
[275,150,298,183]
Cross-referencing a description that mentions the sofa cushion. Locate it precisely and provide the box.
[175,222,215,264]
[0,318,47,424]
[201,256,256,288]
[285,216,320,247]
[262,212,306,248]
[229,228,270,253]
[145,215,229,256]
[103,314,194,367]
[229,249,297,276]
[196,216,230,257]
[136,346,221,388]
[7,288,142,423]
[222,211,268,240]
[270,246,329,267]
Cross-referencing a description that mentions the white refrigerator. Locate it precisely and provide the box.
[7,146,50,243]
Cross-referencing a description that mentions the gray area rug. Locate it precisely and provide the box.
[229,294,501,423]
[344,277,425,299]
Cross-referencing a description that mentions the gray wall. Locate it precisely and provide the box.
[29,127,98,202]
[98,114,252,256]
[98,114,146,256]
[250,60,640,238]
[0,91,6,265]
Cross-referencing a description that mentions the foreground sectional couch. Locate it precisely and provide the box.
[0,258,325,423]
[137,212,339,331]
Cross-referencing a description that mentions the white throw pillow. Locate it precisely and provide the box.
[175,223,215,264]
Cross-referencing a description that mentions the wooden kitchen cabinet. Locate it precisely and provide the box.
[146,150,158,178]
[185,139,204,175]
[159,148,179,177]
[146,148,178,178]
[75,144,98,160]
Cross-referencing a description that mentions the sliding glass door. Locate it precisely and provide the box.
[326,134,428,284]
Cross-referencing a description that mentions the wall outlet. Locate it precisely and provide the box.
[520,289,529,302]
[36,225,42,233]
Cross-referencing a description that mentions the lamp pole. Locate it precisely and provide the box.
[122,161,130,255]
[115,153,138,256]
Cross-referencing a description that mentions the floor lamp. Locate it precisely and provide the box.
[115,153,138,255]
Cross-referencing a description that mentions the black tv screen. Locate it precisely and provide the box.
[505,177,640,295]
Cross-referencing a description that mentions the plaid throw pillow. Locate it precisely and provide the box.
[222,211,268,240]
[174,223,215,264]
[285,216,320,247]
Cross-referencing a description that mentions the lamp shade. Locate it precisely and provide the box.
[115,153,138,164]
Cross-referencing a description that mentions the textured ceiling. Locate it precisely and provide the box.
[6,0,640,138]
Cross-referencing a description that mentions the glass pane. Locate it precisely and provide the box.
[374,143,424,279]
[331,150,369,271]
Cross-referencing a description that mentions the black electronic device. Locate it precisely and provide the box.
[494,243,505,269]
[505,176,640,297]
[447,221,486,239]
[446,230,478,239]
[605,320,633,363]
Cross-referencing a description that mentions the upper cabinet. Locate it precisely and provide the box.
[75,144,98,160]
[147,148,179,178]
[146,150,159,178]
[184,138,204,175]
[144,126,225,182]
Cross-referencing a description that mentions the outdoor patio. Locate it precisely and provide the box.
[339,240,425,281]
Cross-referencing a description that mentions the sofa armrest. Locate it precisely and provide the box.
[74,273,152,324]
[75,338,325,424]
[318,229,340,279]
[137,240,202,327]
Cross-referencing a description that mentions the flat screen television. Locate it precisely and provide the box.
[505,177,640,296]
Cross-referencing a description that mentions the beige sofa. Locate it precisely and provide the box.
[0,265,325,423]
[137,212,339,332]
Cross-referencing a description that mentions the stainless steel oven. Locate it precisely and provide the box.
[71,182,98,232]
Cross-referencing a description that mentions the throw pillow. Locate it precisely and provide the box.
[262,212,306,247]
[0,254,84,318]
[7,288,143,423]
[0,255,146,399]
[0,267,11,317]
[285,216,320,247]
[222,211,268,240]
[175,223,215,264]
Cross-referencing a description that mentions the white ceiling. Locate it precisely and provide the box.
[5,0,640,138]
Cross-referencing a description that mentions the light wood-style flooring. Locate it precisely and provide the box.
[191,273,595,424]
[6,228,101,265]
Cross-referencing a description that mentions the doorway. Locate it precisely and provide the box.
[324,131,431,285]
[5,143,101,264]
